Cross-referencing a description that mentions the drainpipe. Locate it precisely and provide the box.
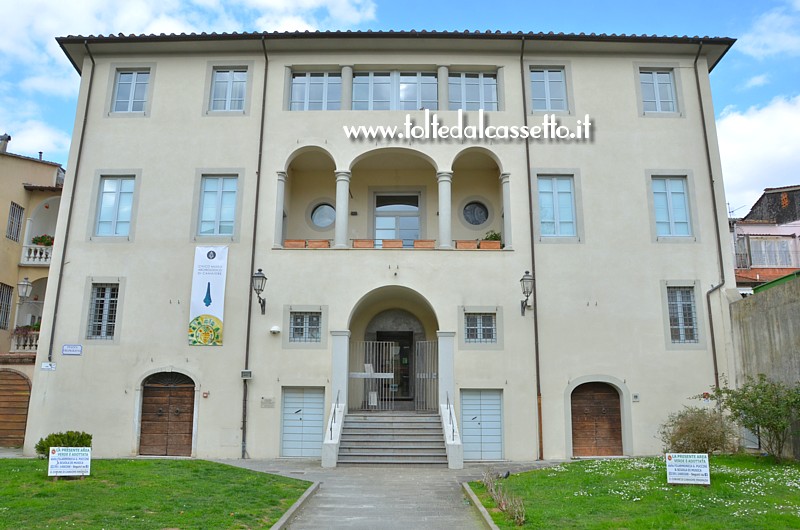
[520,36,544,460]
[46,42,96,362]
[241,37,269,459]
[694,42,725,389]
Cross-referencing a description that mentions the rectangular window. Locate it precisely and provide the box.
[374,194,420,247]
[640,70,676,113]
[198,176,238,236]
[653,177,690,236]
[464,313,497,343]
[290,72,341,110]
[0,283,12,330]
[448,73,498,111]
[538,176,575,236]
[210,68,247,111]
[96,177,134,236]
[6,202,24,242]
[289,311,321,343]
[749,237,794,267]
[531,68,567,111]
[353,72,437,110]
[113,70,150,113]
[87,283,118,340]
[667,286,698,343]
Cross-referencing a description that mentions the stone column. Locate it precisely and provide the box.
[437,65,449,111]
[334,170,351,248]
[273,172,287,248]
[340,65,353,111]
[437,171,453,249]
[500,172,513,250]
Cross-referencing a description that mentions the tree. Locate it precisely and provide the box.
[708,375,800,462]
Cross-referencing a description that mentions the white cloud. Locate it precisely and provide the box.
[1,120,72,162]
[737,6,800,58]
[717,95,800,213]
[741,74,769,90]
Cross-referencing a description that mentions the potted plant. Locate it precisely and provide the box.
[11,325,34,337]
[455,239,478,249]
[479,230,502,250]
[32,234,54,246]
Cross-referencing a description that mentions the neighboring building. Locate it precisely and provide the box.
[25,31,738,464]
[731,186,800,294]
[0,135,63,447]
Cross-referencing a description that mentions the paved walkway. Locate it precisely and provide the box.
[220,459,551,529]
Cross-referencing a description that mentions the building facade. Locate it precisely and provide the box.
[0,136,63,447]
[25,31,738,463]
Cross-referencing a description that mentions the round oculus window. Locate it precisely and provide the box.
[463,201,489,226]
[311,203,335,228]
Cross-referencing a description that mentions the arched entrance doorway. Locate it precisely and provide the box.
[348,286,439,412]
[571,382,623,456]
[0,370,31,447]
[139,372,195,456]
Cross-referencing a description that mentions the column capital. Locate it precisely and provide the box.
[331,330,351,337]
[276,171,288,182]
[335,170,351,182]
[437,331,456,339]
[436,171,453,182]
[499,172,510,184]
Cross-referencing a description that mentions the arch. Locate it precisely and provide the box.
[349,146,439,173]
[25,196,60,246]
[282,143,338,173]
[0,369,31,447]
[564,374,632,457]
[138,370,196,456]
[450,146,504,174]
[347,285,439,332]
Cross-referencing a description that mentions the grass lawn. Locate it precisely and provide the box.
[0,458,310,529]
[471,455,800,529]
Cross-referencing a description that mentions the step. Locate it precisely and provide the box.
[337,454,448,464]
[339,446,446,455]
[341,429,442,437]
[343,419,441,427]
[340,441,445,449]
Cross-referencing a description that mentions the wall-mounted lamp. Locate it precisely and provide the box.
[251,268,267,315]
[17,277,32,303]
[520,270,534,316]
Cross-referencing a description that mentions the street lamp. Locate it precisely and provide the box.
[520,270,533,316]
[251,268,267,315]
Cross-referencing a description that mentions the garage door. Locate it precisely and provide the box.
[0,371,31,447]
[282,387,324,457]
[571,382,623,457]
[461,389,503,460]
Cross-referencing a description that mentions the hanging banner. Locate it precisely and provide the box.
[188,246,228,346]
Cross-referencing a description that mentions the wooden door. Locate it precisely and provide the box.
[571,382,622,457]
[139,373,195,456]
[0,371,31,447]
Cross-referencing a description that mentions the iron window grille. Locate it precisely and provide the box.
[6,202,24,242]
[87,283,119,340]
[667,286,698,343]
[290,311,321,342]
[465,313,497,343]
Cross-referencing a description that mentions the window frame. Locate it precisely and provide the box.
[448,72,498,111]
[190,169,245,242]
[530,67,568,112]
[660,281,705,350]
[459,306,504,350]
[108,67,154,116]
[0,282,12,330]
[289,311,322,343]
[282,305,328,349]
[209,67,248,112]
[290,72,342,111]
[634,63,683,117]
[371,190,424,248]
[202,61,254,117]
[87,170,141,242]
[6,202,24,242]
[537,175,577,238]
[86,282,119,341]
[646,171,698,243]
[532,169,584,243]
[353,71,438,110]
[197,175,238,237]
[95,176,135,237]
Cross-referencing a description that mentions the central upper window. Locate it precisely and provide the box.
[448,73,497,111]
[290,72,341,111]
[353,72,438,110]
[374,194,420,247]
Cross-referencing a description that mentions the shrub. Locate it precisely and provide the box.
[706,375,800,462]
[35,431,92,459]
[481,467,526,526]
[658,406,736,454]
[31,234,54,246]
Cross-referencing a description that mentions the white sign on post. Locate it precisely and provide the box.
[48,447,91,477]
[665,453,710,485]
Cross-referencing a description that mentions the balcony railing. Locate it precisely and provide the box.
[21,245,53,265]
[11,331,39,353]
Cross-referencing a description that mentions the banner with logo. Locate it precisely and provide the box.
[188,246,228,346]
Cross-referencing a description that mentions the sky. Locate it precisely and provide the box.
[1,0,799,216]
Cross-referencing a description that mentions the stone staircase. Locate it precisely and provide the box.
[338,410,448,465]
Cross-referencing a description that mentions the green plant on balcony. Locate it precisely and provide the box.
[483,230,502,241]
[31,234,54,246]
[11,325,35,337]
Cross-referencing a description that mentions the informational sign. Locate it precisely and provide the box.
[40,362,56,371]
[62,344,83,356]
[665,453,710,485]
[188,246,228,346]
[48,447,91,477]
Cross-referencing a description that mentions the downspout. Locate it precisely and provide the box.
[241,36,269,459]
[694,42,725,389]
[47,42,96,362]
[520,36,544,460]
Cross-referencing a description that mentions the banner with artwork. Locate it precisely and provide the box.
[188,246,228,346]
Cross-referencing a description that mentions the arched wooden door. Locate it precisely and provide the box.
[0,371,31,447]
[139,372,195,456]
[571,382,623,457]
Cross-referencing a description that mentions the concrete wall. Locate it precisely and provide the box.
[731,277,800,459]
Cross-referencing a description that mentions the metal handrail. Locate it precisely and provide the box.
[329,390,340,441]
[446,391,455,441]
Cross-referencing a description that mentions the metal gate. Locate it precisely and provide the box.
[414,341,438,412]
[349,341,396,410]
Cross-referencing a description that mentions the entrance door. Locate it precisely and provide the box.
[376,331,413,399]
[571,382,623,457]
[139,372,195,456]
[282,387,325,457]
[0,371,31,447]
[461,389,503,460]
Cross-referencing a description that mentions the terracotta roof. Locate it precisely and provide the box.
[735,267,800,285]
[23,184,63,192]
